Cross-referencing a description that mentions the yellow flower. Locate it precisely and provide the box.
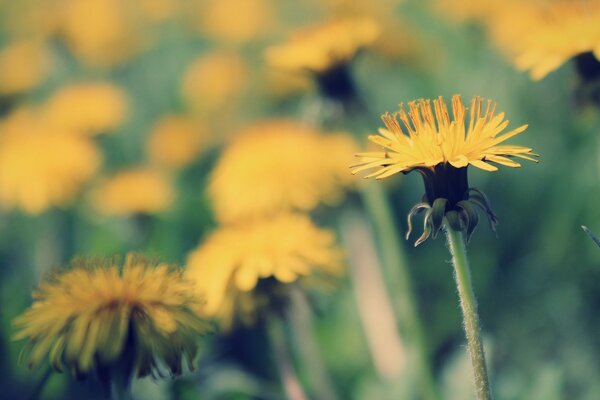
[352,95,538,244]
[265,17,380,73]
[192,0,275,44]
[181,51,248,114]
[487,1,600,80]
[209,120,357,224]
[91,168,174,216]
[0,108,101,214]
[0,39,51,95]
[185,214,342,327]
[41,83,128,135]
[14,253,211,377]
[146,115,207,170]
[58,0,145,67]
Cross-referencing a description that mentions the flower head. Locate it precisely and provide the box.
[0,39,51,96]
[185,214,343,328]
[91,168,174,216]
[41,83,128,135]
[0,108,101,214]
[352,95,537,244]
[14,253,211,378]
[209,120,357,224]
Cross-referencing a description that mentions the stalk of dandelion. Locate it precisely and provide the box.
[352,95,538,399]
[265,17,439,398]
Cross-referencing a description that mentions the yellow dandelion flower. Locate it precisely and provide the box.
[185,214,342,327]
[91,168,174,216]
[14,253,211,378]
[488,1,600,80]
[0,39,51,96]
[41,83,128,135]
[209,120,358,224]
[193,0,275,44]
[58,0,145,67]
[181,51,248,114]
[146,115,207,170]
[0,108,101,214]
[265,17,380,74]
[352,95,538,244]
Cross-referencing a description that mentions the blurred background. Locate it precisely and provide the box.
[1,0,600,399]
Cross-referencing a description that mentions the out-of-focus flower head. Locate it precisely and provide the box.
[0,0,62,39]
[14,253,211,379]
[0,108,101,214]
[185,213,343,328]
[191,0,275,44]
[0,39,51,96]
[41,83,128,135]
[209,120,358,224]
[57,0,146,68]
[352,95,538,244]
[181,51,248,114]
[487,0,600,81]
[146,115,207,170]
[265,17,380,74]
[91,168,174,216]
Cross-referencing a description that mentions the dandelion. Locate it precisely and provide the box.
[185,213,342,328]
[352,94,538,400]
[146,115,207,170]
[209,120,357,224]
[91,168,174,216]
[13,253,211,390]
[41,83,128,135]
[265,17,379,102]
[0,108,101,214]
[0,39,51,96]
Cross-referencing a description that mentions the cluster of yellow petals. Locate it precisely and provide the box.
[265,17,380,73]
[14,254,210,375]
[352,95,537,179]
[209,120,357,224]
[0,39,51,95]
[185,214,342,326]
[41,83,128,135]
[91,168,174,216]
[147,115,207,170]
[0,108,101,214]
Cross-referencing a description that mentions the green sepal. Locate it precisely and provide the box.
[430,198,448,239]
[415,209,433,247]
[582,226,600,248]
[406,202,430,240]
[468,188,499,232]
[457,200,480,242]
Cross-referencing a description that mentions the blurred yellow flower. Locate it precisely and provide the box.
[181,51,248,114]
[58,0,145,67]
[0,40,50,95]
[488,1,600,80]
[185,213,342,327]
[193,0,275,44]
[42,83,128,135]
[209,120,357,224]
[146,115,207,169]
[14,253,211,377]
[91,168,174,216]
[265,17,380,73]
[352,95,537,179]
[0,108,101,214]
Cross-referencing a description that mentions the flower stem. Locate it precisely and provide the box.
[445,226,492,400]
[361,182,439,400]
[267,315,309,400]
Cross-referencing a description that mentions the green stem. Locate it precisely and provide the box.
[288,288,339,400]
[445,227,492,400]
[267,315,309,400]
[361,182,439,400]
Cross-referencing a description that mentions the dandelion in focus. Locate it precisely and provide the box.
[146,115,207,170]
[185,213,342,328]
[14,253,211,390]
[209,120,357,224]
[0,39,51,96]
[0,108,100,214]
[91,168,174,216]
[41,83,128,135]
